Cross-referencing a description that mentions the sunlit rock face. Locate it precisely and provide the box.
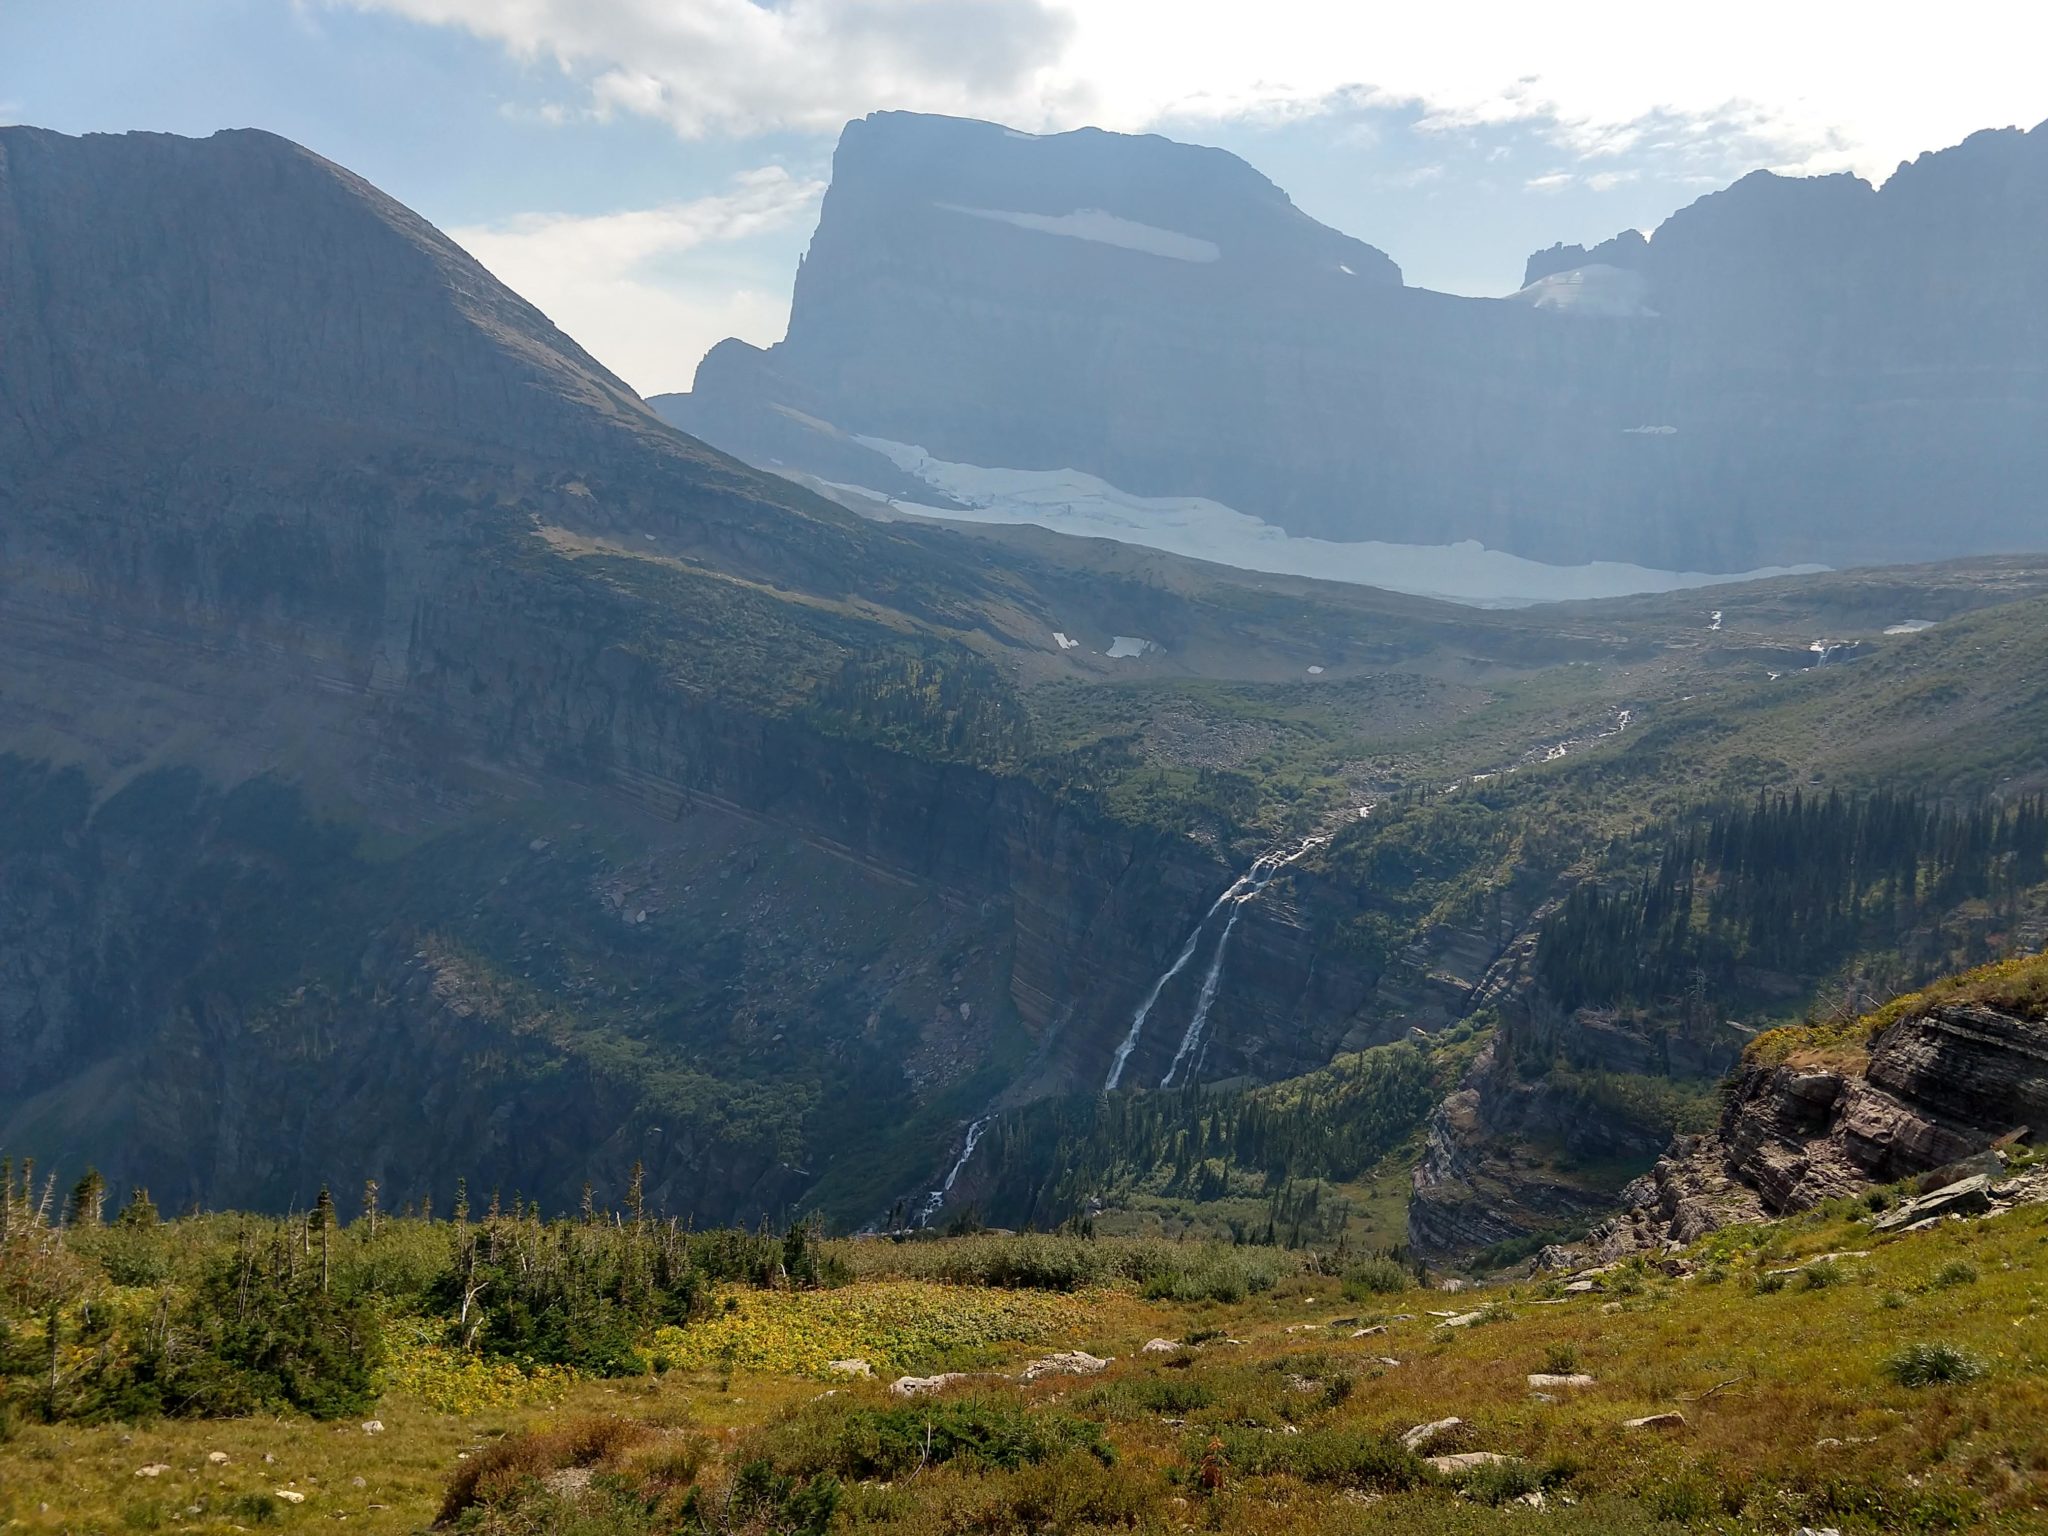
[669,112,2048,582]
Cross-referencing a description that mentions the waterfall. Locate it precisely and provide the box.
[1106,833,1329,1094]
[1160,901,1247,1089]
[1158,835,1327,1088]
[917,1115,993,1227]
[1102,881,1243,1090]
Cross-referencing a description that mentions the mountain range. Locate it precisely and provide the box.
[660,110,2048,602]
[5,120,2048,1261]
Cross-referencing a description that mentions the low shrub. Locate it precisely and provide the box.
[437,1414,654,1522]
[1340,1257,1411,1299]
[1883,1342,1987,1388]
[761,1395,1114,1482]
[1207,1425,1422,1490]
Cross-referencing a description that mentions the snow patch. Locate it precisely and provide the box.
[1709,610,1723,631]
[1052,631,1080,650]
[1625,425,1678,435]
[1884,619,1936,635]
[1511,262,1655,317]
[939,204,1221,263]
[846,436,1826,608]
[1307,665,1325,675]
[1106,636,1155,659]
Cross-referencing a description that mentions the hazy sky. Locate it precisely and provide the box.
[6,1,2045,395]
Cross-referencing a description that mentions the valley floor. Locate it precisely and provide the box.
[6,1200,2047,1534]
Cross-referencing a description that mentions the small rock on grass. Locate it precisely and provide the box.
[206,1452,229,1466]
[1623,1412,1687,1431]
[134,1465,171,1478]
[1141,1338,1181,1354]
[274,1490,306,1505]
[1528,1373,1596,1389]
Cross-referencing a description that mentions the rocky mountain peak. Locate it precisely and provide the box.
[0,124,663,472]
[811,110,1403,291]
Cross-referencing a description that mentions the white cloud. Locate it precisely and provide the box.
[1059,1,2048,183]
[1525,172,1573,193]
[343,0,2048,183]
[339,0,1082,138]
[447,167,825,395]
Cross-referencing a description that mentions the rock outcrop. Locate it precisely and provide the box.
[1592,1000,2048,1256]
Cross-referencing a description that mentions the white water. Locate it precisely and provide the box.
[1157,836,1329,1089]
[1107,834,1329,1094]
[918,1115,993,1227]
[1161,901,1246,1090]
[1103,916,1219,1091]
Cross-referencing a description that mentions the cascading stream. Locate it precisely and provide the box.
[1107,833,1329,1094]
[917,1114,993,1227]
[1158,835,1327,1088]
[1102,879,1247,1090]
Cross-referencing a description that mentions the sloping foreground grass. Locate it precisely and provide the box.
[3,1199,2046,1533]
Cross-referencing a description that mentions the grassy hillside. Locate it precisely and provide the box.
[5,1173,2046,1532]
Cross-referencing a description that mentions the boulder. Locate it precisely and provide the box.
[1020,1350,1111,1381]
[1872,1174,1995,1232]
[889,1372,973,1397]
[1400,1417,1463,1452]
[1141,1338,1181,1354]
[1426,1451,1515,1475]
[826,1358,874,1378]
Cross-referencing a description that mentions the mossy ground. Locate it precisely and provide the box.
[7,1200,2047,1534]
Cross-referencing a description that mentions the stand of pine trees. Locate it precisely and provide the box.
[0,1159,831,1428]
[963,1042,1437,1238]
[1537,790,2048,1013]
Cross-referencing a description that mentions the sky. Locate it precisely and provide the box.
[5,0,2045,397]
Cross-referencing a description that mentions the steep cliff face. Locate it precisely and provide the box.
[672,111,2048,575]
[1405,938,1751,1261]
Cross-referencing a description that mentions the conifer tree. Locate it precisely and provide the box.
[115,1187,159,1228]
[311,1186,336,1294]
[67,1169,106,1227]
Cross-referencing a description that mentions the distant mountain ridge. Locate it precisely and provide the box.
[664,111,2048,587]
